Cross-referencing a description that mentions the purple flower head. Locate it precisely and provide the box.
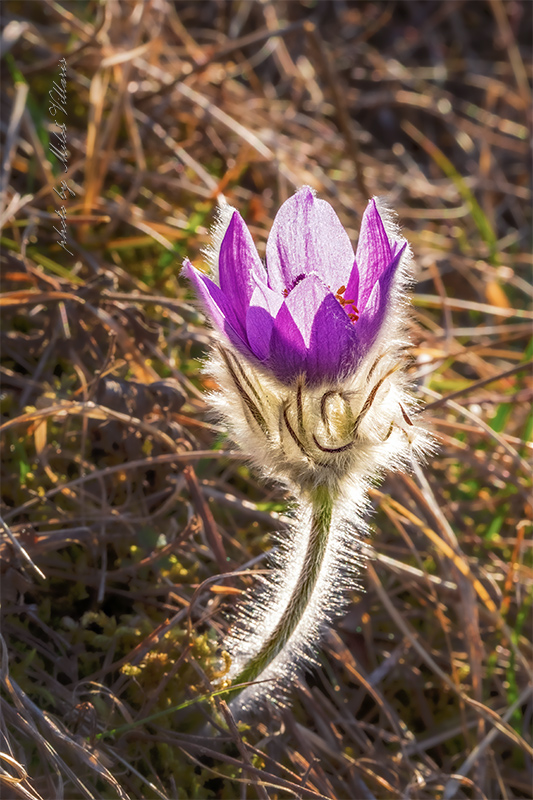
[183,187,406,386]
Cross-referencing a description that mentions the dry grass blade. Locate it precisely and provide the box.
[366,564,532,756]
[442,685,533,800]
[0,515,45,580]
[303,21,368,202]
[0,81,29,219]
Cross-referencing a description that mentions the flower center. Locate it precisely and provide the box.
[282,273,306,298]
[282,279,359,323]
[335,285,359,323]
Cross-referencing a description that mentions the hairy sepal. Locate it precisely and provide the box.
[208,339,429,496]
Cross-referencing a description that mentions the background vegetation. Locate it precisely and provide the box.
[1,1,531,798]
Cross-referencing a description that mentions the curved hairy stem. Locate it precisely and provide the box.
[230,485,334,689]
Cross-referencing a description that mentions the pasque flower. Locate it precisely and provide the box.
[183,187,406,385]
[183,188,430,714]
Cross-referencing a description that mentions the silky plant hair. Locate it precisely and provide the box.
[183,188,432,714]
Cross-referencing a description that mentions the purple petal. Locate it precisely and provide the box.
[271,274,359,384]
[377,242,406,307]
[265,187,355,295]
[355,199,393,310]
[182,259,249,351]
[356,243,406,348]
[268,303,308,383]
[219,211,266,322]
[344,259,360,309]
[282,274,332,346]
[246,282,284,361]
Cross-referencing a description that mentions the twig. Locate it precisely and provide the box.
[304,21,369,201]
[184,465,228,573]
